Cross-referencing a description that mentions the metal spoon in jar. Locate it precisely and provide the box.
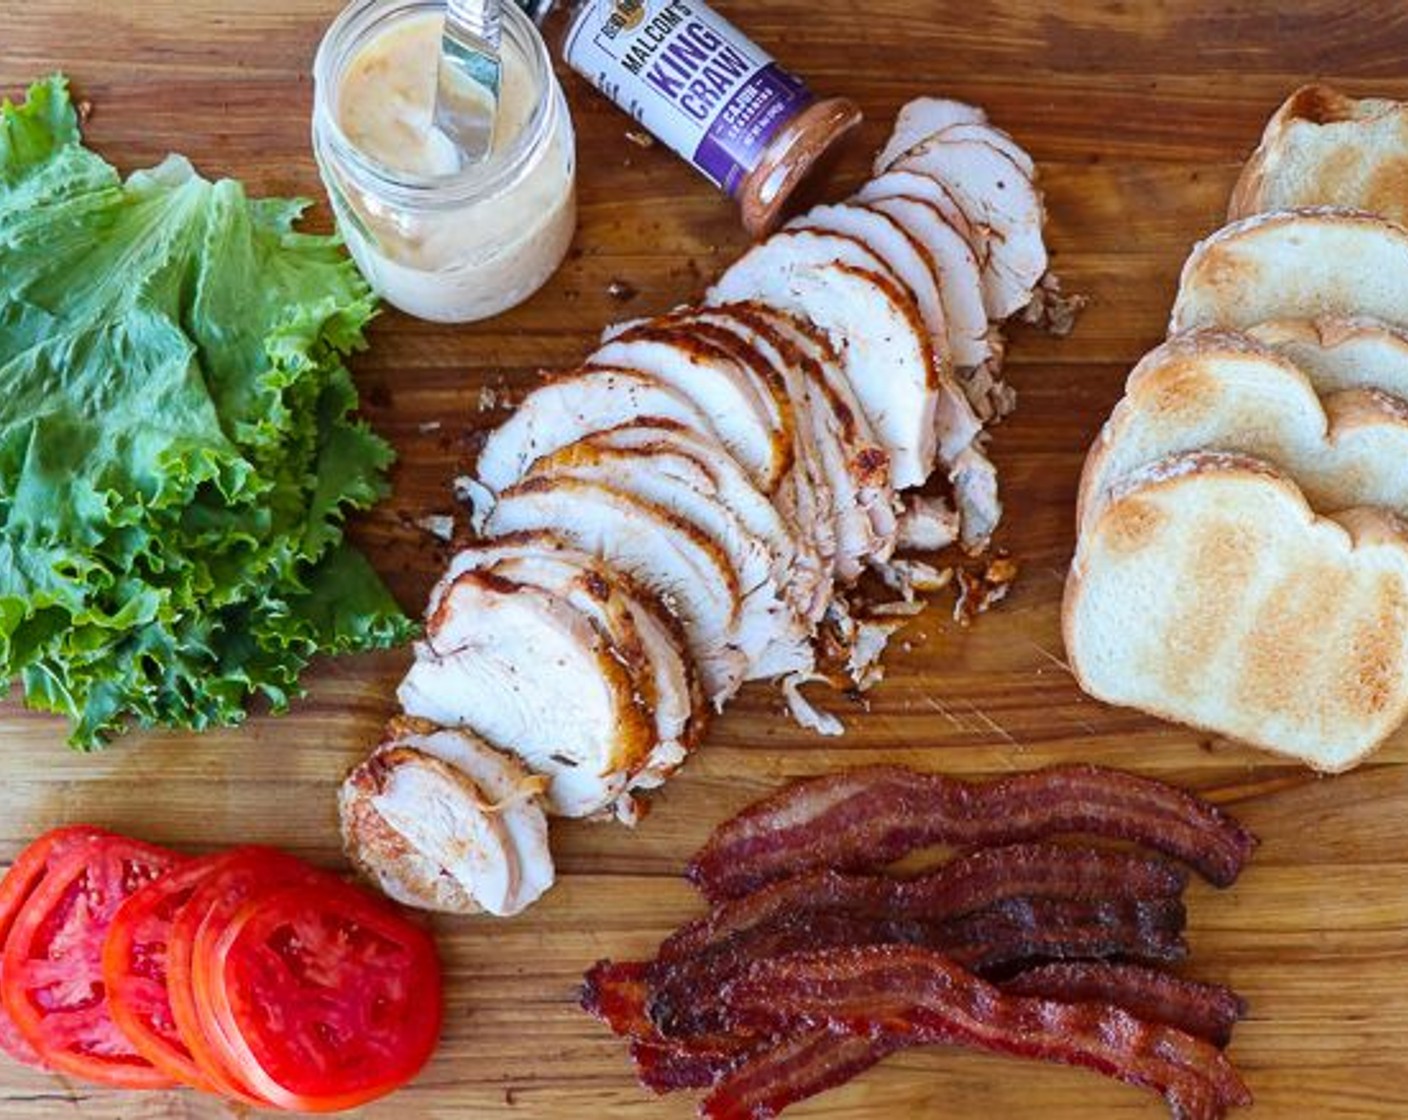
[432,0,503,165]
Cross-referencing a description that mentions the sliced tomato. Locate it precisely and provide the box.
[199,881,442,1112]
[102,852,236,1090]
[1,835,182,1087]
[166,846,327,1104]
[0,826,113,1069]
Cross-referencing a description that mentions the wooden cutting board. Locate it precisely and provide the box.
[4,1,1408,1116]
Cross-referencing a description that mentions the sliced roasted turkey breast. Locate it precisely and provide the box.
[789,202,953,365]
[589,326,791,493]
[523,440,807,654]
[340,746,513,916]
[862,194,993,370]
[483,475,811,703]
[512,456,815,684]
[710,236,941,489]
[874,96,988,173]
[696,302,897,581]
[934,121,1037,177]
[339,719,554,917]
[856,168,983,255]
[434,533,706,790]
[398,566,655,818]
[894,137,1047,320]
[581,419,824,621]
[648,310,838,606]
[474,366,717,496]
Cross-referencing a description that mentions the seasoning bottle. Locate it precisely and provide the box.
[558,0,862,237]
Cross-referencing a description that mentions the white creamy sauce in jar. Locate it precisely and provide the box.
[320,8,576,323]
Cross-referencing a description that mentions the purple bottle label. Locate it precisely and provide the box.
[564,0,814,195]
[692,63,812,196]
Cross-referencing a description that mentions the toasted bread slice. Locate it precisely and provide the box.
[1247,316,1408,399]
[1077,331,1408,537]
[1065,452,1408,771]
[1170,208,1408,334]
[1230,84,1408,226]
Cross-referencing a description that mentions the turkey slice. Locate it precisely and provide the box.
[589,326,791,493]
[435,533,706,791]
[484,476,806,703]
[474,367,716,496]
[789,202,953,370]
[648,310,837,608]
[894,137,1048,320]
[856,169,983,258]
[398,566,656,818]
[340,744,518,916]
[523,441,812,678]
[874,96,988,172]
[864,194,994,370]
[710,234,941,489]
[583,419,824,622]
[692,302,897,581]
[934,121,1036,177]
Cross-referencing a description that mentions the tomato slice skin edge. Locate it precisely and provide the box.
[2,836,183,1089]
[167,846,327,1107]
[102,853,237,1091]
[199,881,444,1113]
[0,826,114,1070]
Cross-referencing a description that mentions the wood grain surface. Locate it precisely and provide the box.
[4,1,1408,1116]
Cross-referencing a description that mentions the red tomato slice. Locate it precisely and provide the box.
[166,846,327,1104]
[2,835,183,1087]
[200,882,442,1112]
[101,852,236,1090]
[0,826,113,1069]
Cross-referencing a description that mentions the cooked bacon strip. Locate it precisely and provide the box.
[687,765,1256,900]
[935,895,1188,973]
[581,959,654,1039]
[719,946,1252,1120]
[699,963,1246,1118]
[1000,962,1246,1049]
[662,843,1187,961]
[701,1030,902,1120]
[648,897,1187,1038]
[630,1039,756,1094]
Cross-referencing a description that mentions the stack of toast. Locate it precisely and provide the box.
[1065,86,1408,771]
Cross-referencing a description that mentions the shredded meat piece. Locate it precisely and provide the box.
[1000,962,1247,1049]
[1022,271,1088,337]
[661,844,1187,961]
[780,673,844,736]
[954,553,1019,624]
[685,764,1257,901]
[719,946,1251,1120]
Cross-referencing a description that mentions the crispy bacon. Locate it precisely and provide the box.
[686,764,1257,900]
[662,843,1188,961]
[648,896,1187,1038]
[581,959,654,1039]
[630,1039,754,1094]
[718,946,1251,1120]
[699,963,1246,1119]
[1000,962,1246,1049]
[701,1030,902,1120]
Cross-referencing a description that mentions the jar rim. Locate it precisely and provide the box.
[312,0,557,208]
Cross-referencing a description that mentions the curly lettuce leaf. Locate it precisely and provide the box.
[0,74,413,746]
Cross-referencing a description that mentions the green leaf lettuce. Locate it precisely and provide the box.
[0,74,414,746]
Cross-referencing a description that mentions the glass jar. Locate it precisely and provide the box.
[312,0,577,323]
